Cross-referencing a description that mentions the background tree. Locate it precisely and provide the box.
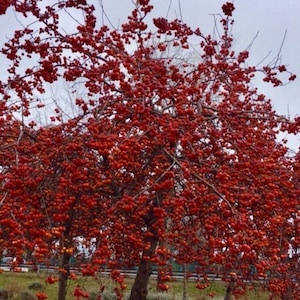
[0,1,299,300]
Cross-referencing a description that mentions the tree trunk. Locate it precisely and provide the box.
[129,237,158,300]
[58,252,71,300]
[182,263,187,300]
[223,273,236,300]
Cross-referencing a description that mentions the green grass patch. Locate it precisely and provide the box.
[0,270,269,300]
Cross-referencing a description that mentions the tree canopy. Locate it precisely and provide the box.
[0,1,299,299]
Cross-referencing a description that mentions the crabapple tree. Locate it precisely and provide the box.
[0,1,299,300]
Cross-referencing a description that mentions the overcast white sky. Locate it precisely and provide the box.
[0,0,299,150]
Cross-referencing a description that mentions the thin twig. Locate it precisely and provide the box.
[163,148,235,213]
[133,160,176,199]
[0,192,8,206]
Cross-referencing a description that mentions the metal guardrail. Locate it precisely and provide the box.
[0,264,268,284]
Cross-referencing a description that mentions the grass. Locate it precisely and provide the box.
[0,270,270,300]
